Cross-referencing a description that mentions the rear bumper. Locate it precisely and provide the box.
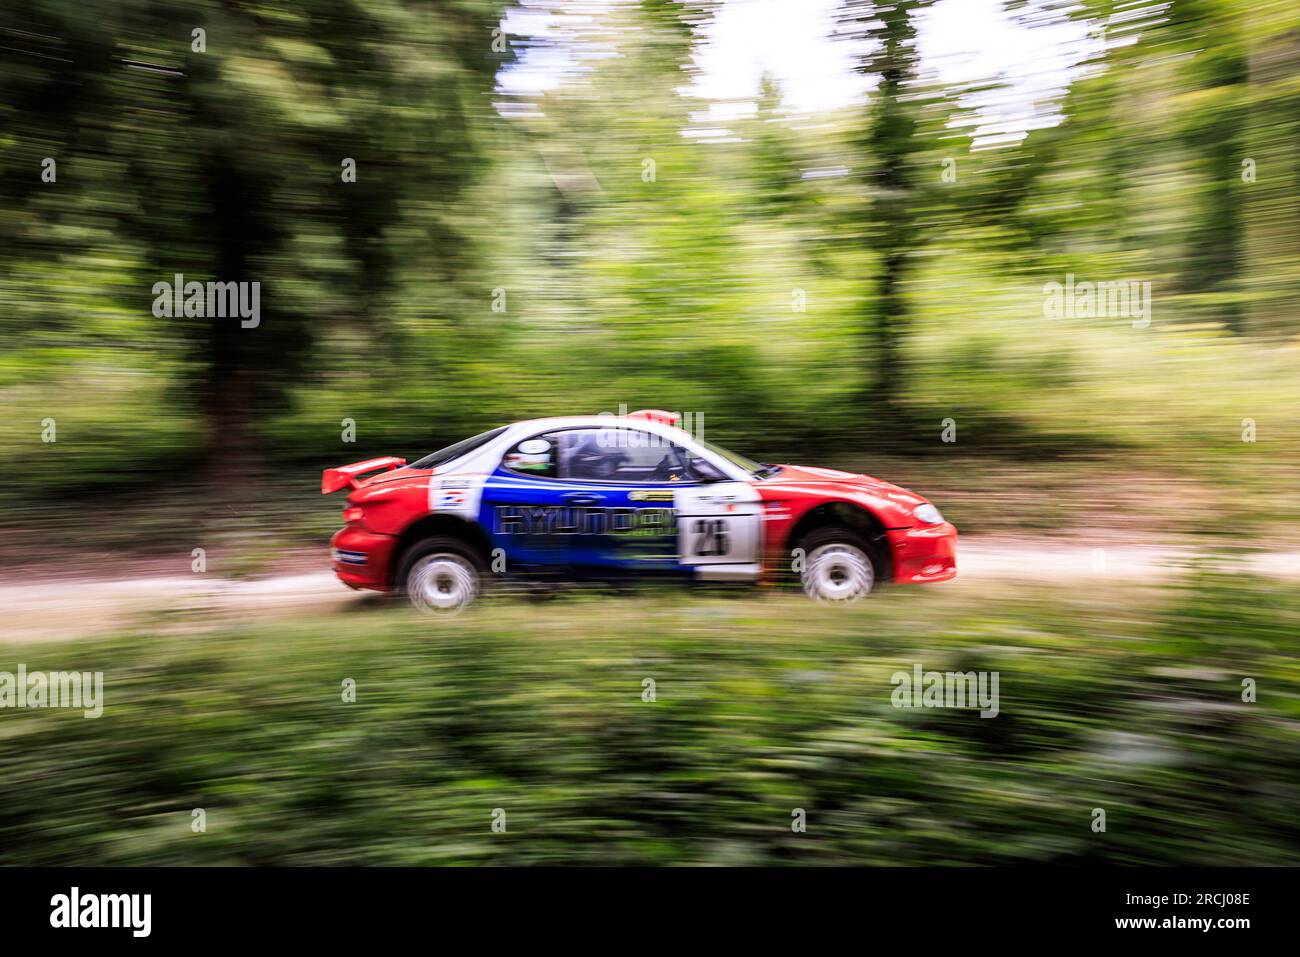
[886,522,958,584]
[330,526,398,592]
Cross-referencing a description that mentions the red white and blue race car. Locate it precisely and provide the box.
[323,410,957,612]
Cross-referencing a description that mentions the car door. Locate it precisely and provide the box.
[481,425,764,575]
[479,430,578,567]
[480,427,687,572]
[552,427,684,570]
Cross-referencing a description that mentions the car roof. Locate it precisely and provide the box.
[431,414,750,483]
[507,415,698,443]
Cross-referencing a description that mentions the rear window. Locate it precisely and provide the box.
[408,427,508,470]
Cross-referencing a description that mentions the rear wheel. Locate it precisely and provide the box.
[395,536,485,614]
[795,526,878,603]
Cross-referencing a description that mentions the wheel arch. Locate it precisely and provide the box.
[783,500,893,581]
[389,513,492,587]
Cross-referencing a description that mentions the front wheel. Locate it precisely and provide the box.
[396,537,484,614]
[796,527,878,603]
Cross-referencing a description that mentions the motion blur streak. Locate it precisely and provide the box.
[0,0,1298,865]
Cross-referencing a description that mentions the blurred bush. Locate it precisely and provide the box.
[1,573,1296,865]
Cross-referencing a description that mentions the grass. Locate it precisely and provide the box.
[1,571,1297,865]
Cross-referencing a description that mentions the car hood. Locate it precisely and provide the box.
[768,463,900,491]
[763,464,930,509]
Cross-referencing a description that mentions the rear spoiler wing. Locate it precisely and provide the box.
[321,456,407,494]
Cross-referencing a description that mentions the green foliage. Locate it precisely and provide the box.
[2,0,1300,509]
[1,574,1296,865]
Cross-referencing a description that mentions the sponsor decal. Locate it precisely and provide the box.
[433,476,479,512]
[438,487,468,509]
[628,489,675,502]
[493,505,675,537]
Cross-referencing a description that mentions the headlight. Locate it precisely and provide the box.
[913,503,944,525]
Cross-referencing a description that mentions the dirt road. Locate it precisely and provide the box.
[4,539,1299,643]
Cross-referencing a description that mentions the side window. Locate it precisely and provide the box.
[556,428,692,483]
[501,433,558,479]
[685,452,726,483]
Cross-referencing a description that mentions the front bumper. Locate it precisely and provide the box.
[886,522,958,584]
[330,525,398,592]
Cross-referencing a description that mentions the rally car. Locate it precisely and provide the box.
[323,410,957,612]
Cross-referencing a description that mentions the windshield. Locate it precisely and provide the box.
[696,438,780,479]
[408,426,508,470]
